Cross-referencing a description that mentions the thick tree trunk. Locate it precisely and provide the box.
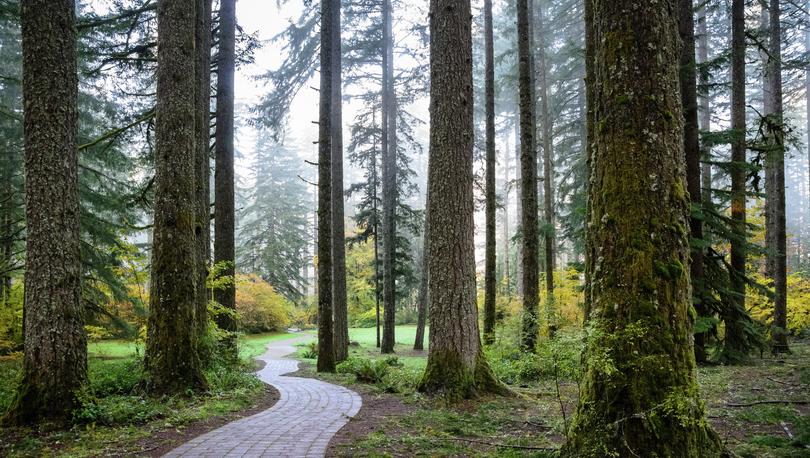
[727,0,749,359]
[583,0,595,321]
[194,0,212,361]
[331,0,349,362]
[418,0,502,399]
[679,0,707,363]
[483,0,497,346]
[514,111,523,294]
[414,208,428,351]
[214,0,237,358]
[317,0,336,373]
[763,0,789,354]
[537,3,555,335]
[517,0,540,351]
[563,2,725,455]
[5,0,87,424]
[145,0,207,395]
[381,0,397,354]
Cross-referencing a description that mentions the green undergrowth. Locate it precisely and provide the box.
[0,345,267,457]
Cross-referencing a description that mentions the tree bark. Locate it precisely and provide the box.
[145,0,207,395]
[517,0,540,351]
[514,111,523,295]
[331,0,349,362]
[418,0,502,399]
[501,137,511,295]
[317,0,336,373]
[483,0,497,346]
[380,0,397,354]
[763,0,789,354]
[214,0,237,358]
[697,4,712,205]
[679,0,707,363]
[194,0,212,361]
[727,0,748,359]
[5,0,87,424]
[414,207,428,351]
[563,2,725,455]
[537,3,556,335]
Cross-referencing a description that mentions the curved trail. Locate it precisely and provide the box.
[164,336,362,457]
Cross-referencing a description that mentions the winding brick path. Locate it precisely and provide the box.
[164,336,362,458]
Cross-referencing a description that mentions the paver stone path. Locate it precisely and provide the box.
[164,336,362,457]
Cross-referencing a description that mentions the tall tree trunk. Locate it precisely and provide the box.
[697,4,712,206]
[679,0,707,363]
[214,0,237,358]
[194,0,212,362]
[317,0,336,373]
[514,110,523,294]
[371,112,381,348]
[0,157,11,305]
[502,136,511,294]
[380,0,397,354]
[418,0,502,398]
[562,2,725,455]
[582,0,595,321]
[806,15,810,269]
[145,0,207,395]
[764,0,789,354]
[4,0,87,424]
[517,0,540,351]
[727,0,749,359]
[331,0,349,362]
[414,206,428,351]
[483,0,497,346]
[537,3,556,334]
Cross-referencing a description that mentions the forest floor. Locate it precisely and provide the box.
[293,329,810,458]
[0,329,808,457]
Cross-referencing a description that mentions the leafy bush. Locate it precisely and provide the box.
[88,359,143,397]
[485,329,584,385]
[337,357,390,383]
[0,283,23,355]
[236,274,294,333]
[749,272,810,336]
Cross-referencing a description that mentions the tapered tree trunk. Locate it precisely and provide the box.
[483,0,497,346]
[679,0,707,363]
[697,4,712,205]
[514,111,523,294]
[331,0,349,362]
[194,0,212,361]
[501,138,511,294]
[380,0,397,354]
[582,0,595,321]
[145,0,207,395]
[727,0,749,359]
[418,0,502,398]
[0,157,11,305]
[371,116,381,348]
[563,2,724,455]
[763,0,789,354]
[214,0,237,358]
[4,0,87,424]
[537,3,555,335]
[317,0,336,373]
[414,208,428,351]
[517,0,540,351]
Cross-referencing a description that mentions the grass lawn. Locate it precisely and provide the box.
[238,331,304,359]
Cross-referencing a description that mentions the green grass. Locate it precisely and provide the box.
[88,339,142,359]
[238,331,303,359]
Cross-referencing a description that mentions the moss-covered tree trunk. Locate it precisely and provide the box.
[4,0,87,424]
[763,0,789,354]
[725,0,749,361]
[145,0,207,395]
[194,0,212,362]
[483,0,497,346]
[214,0,237,359]
[517,0,540,351]
[679,0,708,364]
[418,0,502,400]
[562,1,725,456]
[331,0,349,363]
[380,0,397,354]
[317,0,336,373]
